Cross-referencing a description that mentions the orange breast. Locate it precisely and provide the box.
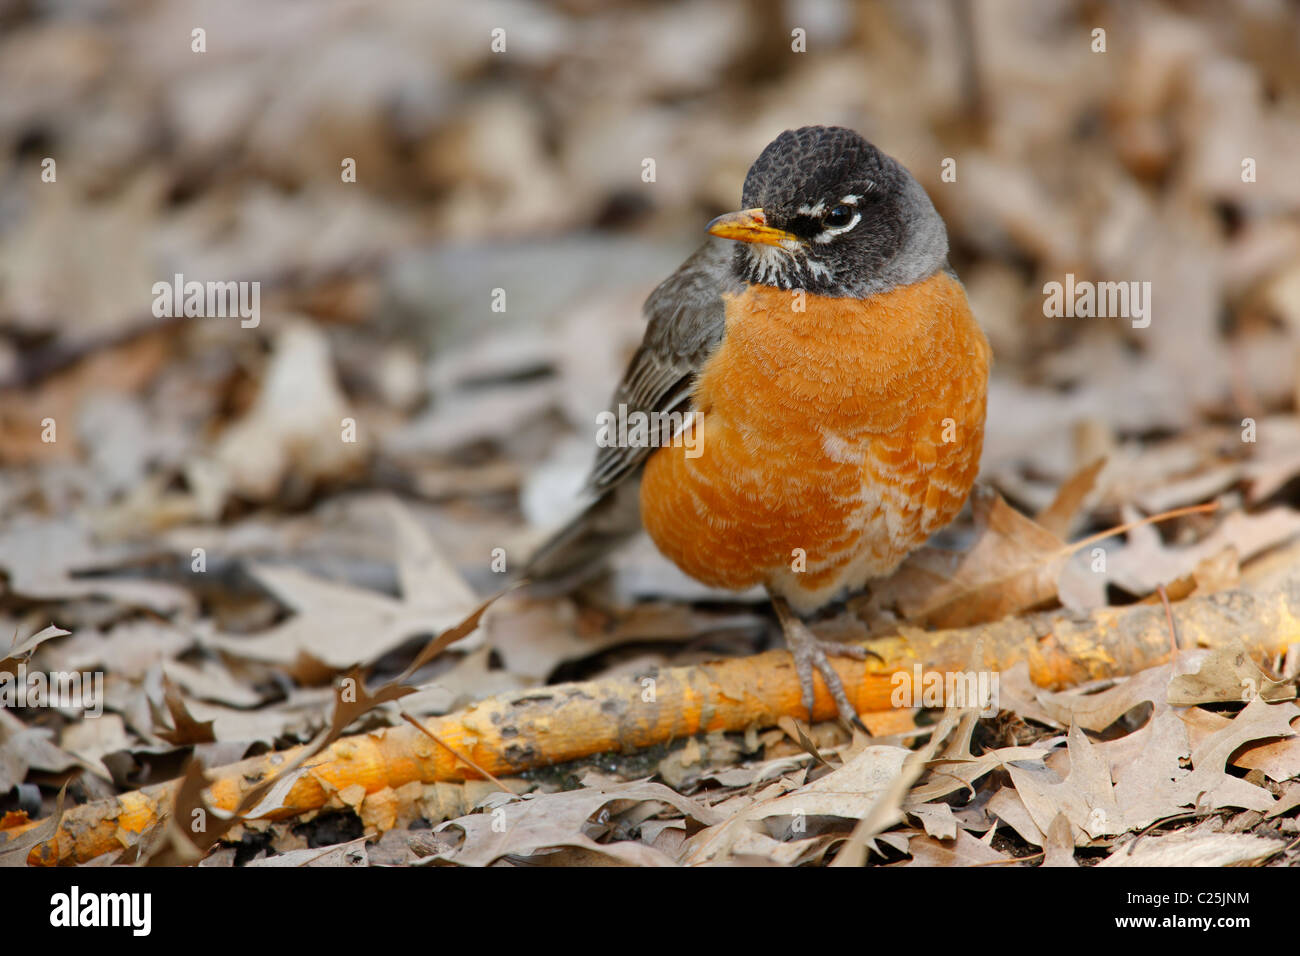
[640,270,991,614]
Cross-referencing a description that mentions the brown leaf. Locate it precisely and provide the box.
[1233,729,1300,782]
[1099,831,1281,867]
[893,486,1066,628]
[1066,507,1300,610]
[151,675,217,746]
[688,745,909,865]
[245,837,370,867]
[987,788,1045,847]
[905,829,1009,866]
[431,779,722,867]
[0,787,66,867]
[140,760,238,866]
[1042,814,1079,867]
[1177,697,1295,814]
[1035,457,1107,539]
[1183,703,1300,782]
[207,498,488,669]
[1039,663,1177,732]
[0,625,70,677]
[906,801,959,841]
[1167,640,1296,706]
[1005,724,1123,843]
[1112,710,1193,830]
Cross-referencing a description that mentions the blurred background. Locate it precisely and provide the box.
[3,0,1300,811]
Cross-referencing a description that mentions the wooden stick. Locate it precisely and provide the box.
[9,577,1300,865]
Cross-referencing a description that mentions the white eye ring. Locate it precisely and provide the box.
[813,208,860,243]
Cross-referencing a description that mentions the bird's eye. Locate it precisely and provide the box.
[824,204,854,228]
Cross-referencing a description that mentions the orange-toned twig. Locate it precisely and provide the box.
[8,577,1300,866]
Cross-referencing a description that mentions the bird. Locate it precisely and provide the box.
[524,125,991,727]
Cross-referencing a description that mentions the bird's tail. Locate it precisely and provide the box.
[519,474,644,593]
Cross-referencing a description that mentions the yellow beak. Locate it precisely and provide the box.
[706,208,800,247]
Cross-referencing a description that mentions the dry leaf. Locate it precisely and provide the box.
[905,829,1010,866]
[1005,724,1123,844]
[883,486,1067,628]
[1167,640,1296,705]
[1099,831,1280,867]
[430,779,721,867]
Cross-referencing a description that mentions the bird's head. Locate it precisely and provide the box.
[708,126,949,297]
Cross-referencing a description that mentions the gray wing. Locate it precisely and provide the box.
[522,239,734,586]
[584,238,734,493]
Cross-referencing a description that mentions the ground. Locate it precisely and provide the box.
[2,0,1300,869]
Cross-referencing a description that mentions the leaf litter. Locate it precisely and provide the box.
[3,1,1300,868]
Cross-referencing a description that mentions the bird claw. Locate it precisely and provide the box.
[782,618,868,732]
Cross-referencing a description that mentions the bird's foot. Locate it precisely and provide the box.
[773,599,871,731]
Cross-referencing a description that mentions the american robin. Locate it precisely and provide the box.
[526,126,991,726]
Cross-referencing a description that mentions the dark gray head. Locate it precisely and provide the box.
[707,126,949,297]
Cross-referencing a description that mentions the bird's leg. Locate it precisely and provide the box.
[771,596,870,731]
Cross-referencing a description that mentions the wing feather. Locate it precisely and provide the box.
[585,239,735,494]
[524,239,736,584]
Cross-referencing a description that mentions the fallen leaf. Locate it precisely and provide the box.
[1042,814,1078,867]
[210,320,367,502]
[1112,710,1194,830]
[686,746,909,865]
[1176,696,1295,814]
[0,625,71,672]
[1167,639,1296,705]
[1099,831,1280,867]
[1035,457,1107,539]
[884,486,1067,628]
[1065,507,1300,610]
[1005,724,1123,843]
[905,829,1010,866]
[987,787,1046,847]
[430,779,721,867]
[245,837,369,867]
[906,801,959,841]
[205,498,482,668]
[150,675,217,746]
